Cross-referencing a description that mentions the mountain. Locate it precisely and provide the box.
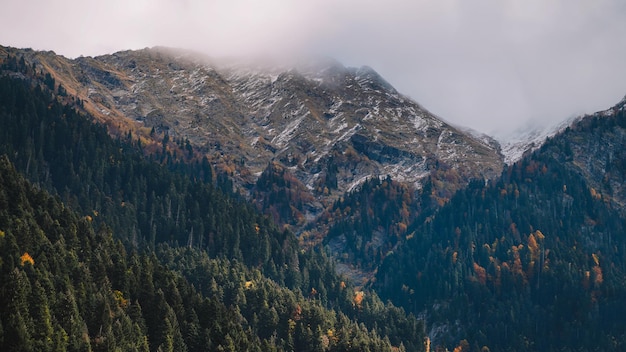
[371,95,626,351]
[0,66,426,351]
[7,43,626,351]
[0,45,504,225]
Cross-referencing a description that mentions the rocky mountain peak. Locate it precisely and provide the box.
[0,45,505,232]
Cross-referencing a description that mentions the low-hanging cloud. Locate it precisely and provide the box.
[2,0,626,135]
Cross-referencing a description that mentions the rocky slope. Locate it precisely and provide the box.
[0,45,504,231]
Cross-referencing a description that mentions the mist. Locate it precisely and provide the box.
[2,0,626,136]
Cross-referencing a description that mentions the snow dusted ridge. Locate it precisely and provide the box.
[602,94,626,115]
[9,46,504,208]
[478,93,626,166]
[207,52,504,193]
[495,116,579,165]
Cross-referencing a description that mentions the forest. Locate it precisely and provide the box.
[0,59,425,351]
[372,134,626,350]
[3,51,626,352]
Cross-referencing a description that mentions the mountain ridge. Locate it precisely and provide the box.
[4,43,626,351]
[0,45,504,228]
[496,116,579,165]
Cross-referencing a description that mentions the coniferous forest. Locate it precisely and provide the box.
[0,66,424,350]
[372,127,626,350]
[3,51,626,352]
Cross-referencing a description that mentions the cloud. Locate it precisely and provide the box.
[1,0,626,135]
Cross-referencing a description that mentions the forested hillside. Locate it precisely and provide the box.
[0,155,424,351]
[320,177,423,281]
[0,65,425,350]
[4,47,626,352]
[536,100,626,216]
[373,138,626,351]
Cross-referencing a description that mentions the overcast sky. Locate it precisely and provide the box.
[2,0,626,136]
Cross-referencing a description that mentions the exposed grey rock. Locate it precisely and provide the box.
[0,44,506,227]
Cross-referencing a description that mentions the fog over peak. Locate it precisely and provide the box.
[2,0,626,135]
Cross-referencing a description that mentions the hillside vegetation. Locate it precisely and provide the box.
[0,64,425,351]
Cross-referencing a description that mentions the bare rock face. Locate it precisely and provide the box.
[0,45,505,229]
